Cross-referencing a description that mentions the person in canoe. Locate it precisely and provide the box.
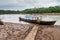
[36,17,40,23]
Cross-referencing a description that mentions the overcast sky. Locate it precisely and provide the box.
[0,0,60,10]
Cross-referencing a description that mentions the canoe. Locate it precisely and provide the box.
[39,21,56,25]
[19,17,56,25]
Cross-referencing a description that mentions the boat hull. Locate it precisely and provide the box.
[39,21,56,25]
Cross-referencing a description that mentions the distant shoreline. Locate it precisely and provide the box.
[0,13,60,15]
[29,13,60,15]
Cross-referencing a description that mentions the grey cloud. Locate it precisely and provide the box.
[0,0,60,10]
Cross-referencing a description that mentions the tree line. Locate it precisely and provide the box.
[0,10,22,14]
[22,6,60,13]
[0,6,60,14]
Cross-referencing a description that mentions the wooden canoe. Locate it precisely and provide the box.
[19,17,56,25]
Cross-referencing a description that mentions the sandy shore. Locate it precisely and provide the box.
[0,22,33,40]
[35,25,60,40]
[0,22,60,40]
[24,25,38,40]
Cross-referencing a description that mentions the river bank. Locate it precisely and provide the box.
[0,22,60,40]
[0,13,60,15]
[0,22,33,40]
[35,25,60,40]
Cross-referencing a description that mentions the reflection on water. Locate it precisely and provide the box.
[0,14,60,25]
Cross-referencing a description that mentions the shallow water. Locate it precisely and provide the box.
[0,14,60,25]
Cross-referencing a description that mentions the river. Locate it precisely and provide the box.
[0,14,60,25]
